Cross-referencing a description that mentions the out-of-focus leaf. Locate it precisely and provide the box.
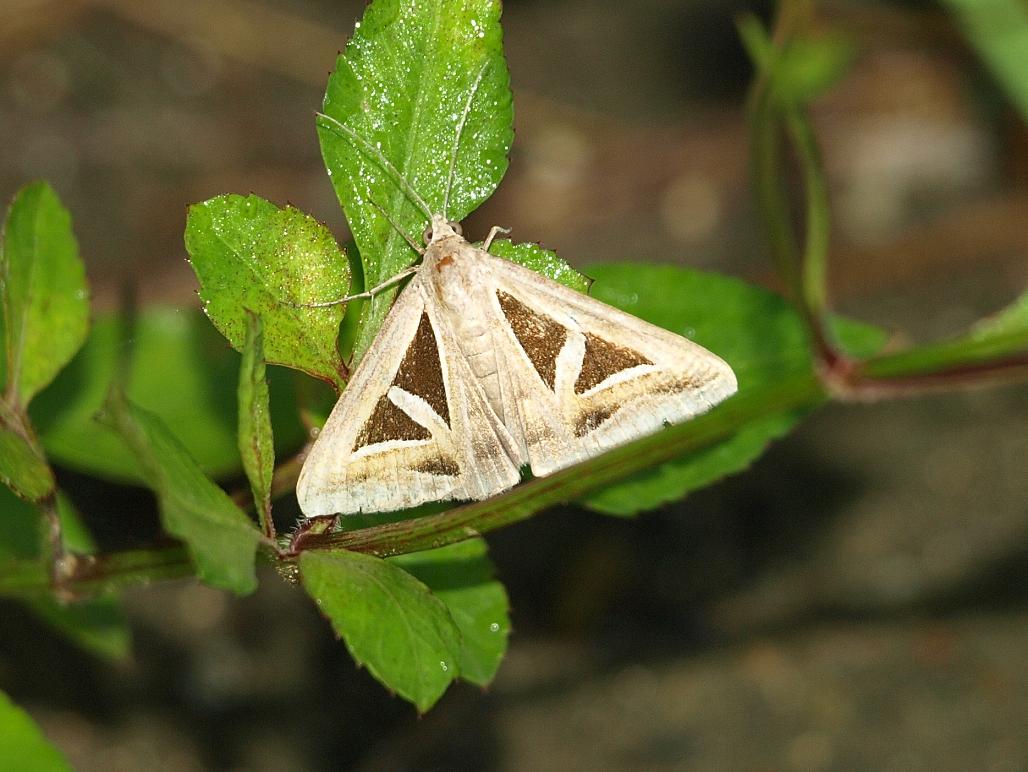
[26,596,130,662]
[0,488,131,660]
[972,288,1028,341]
[738,14,854,105]
[0,403,52,502]
[486,239,590,292]
[0,484,44,560]
[319,0,512,362]
[390,538,509,686]
[31,308,305,482]
[186,194,350,389]
[861,287,1028,381]
[772,36,856,103]
[0,181,89,405]
[579,264,884,516]
[0,690,70,772]
[942,0,1028,120]
[238,313,274,533]
[102,398,261,594]
[300,549,461,712]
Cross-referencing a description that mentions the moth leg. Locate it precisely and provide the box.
[483,225,512,251]
[298,265,420,308]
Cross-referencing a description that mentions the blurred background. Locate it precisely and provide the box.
[1,0,1027,769]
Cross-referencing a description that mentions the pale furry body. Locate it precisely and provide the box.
[296,215,738,517]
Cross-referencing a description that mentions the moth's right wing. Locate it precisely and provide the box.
[479,251,737,477]
[297,276,521,516]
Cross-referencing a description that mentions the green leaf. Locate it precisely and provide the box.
[26,595,130,661]
[0,690,70,772]
[0,182,89,405]
[579,264,883,516]
[972,287,1028,341]
[0,484,46,561]
[319,0,512,362]
[53,491,94,554]
[238,313,274,535]
[860,289,1028,382]
[101,397,261,594]
[300,549,461,712]
[738,14,854,105]
[39,493,131,660]
[186,195,351,389]
[390,538,509,686]
[0,487,131,661]
[772,36,856,103]
[942,0,1028,121]
[0,402,53,502]
[31,308,305,482]
[486,239,590,293]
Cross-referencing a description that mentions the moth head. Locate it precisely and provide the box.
[423,213,463,245]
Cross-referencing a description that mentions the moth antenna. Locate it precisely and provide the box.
[316,112,433,221]
[443,61,490,221]
[369,200,425,255]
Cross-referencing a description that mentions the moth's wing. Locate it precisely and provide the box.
[481,253,737,476]
[296,276,520,516]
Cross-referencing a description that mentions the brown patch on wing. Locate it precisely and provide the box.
[392,312,450,426]
[574,405,619,437]
[413,456,460,476]
[574,333,653,394]
[497,291,567,390]
[354,394,431,450]
[662,373,707,394]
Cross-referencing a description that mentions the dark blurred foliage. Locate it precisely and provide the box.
[1,0,1026,769]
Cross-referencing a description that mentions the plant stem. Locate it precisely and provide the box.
[0,373,828,593]
[0,545,194,599]
[286,373,826,555]
[2,328,1024,599]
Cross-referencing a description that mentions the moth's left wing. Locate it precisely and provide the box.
[480,251,738,477]
[297,276,520,516]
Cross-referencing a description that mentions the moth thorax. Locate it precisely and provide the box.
[428,251,473,307]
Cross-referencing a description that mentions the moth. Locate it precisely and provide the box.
[297,78,737,517]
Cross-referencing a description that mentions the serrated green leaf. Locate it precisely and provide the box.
[0,402,53,502]
[486,239,590,292]
[319,0,512,362]
[31,308,305,482]
[390,538,509,686]
[0,690,70,772]
[186,195,350,389]
[0,487,131,660]
[579,264,884,516]
[300,549,461,712]
[0,182,89,406]
[102,398,261,594]
[238,313,274,534]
